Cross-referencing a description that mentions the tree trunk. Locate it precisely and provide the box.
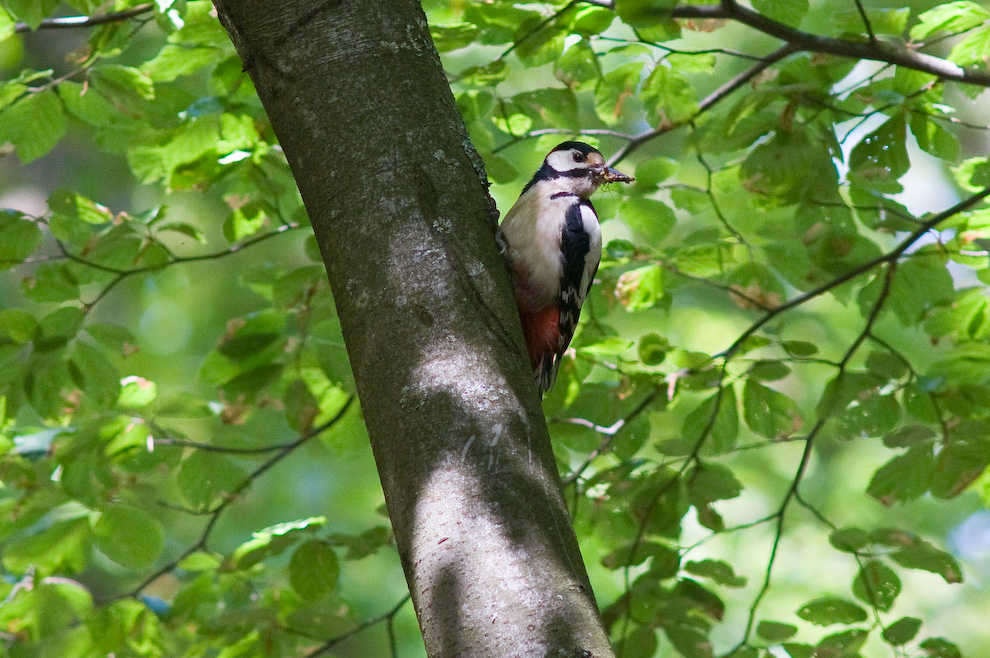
[210,1,616,656]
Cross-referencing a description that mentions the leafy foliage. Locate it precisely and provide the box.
[1,0,990,657]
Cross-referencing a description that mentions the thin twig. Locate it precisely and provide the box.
[116,398,354,601]
[305,595,411,658]
[609,43,797,165]
[14,3,155,33]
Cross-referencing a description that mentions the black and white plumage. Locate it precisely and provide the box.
[499,141,633,393]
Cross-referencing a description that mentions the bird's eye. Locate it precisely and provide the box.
[572,151,585,163]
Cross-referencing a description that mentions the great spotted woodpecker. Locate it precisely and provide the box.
[499,141,633,393]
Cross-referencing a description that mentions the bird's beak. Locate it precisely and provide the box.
[602,166,633,184]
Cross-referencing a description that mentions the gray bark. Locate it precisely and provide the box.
[211,1,616,656]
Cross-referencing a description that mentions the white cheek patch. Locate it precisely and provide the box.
[546,149,585,173]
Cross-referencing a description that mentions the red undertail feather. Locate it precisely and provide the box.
[519,305,560,392]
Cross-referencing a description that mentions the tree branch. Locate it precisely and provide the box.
[116,398,353,601]
[585,1,990,87]
[13,3,156,34]
[609,43,797,165]
[716,186,990,363]
[679,1,990,86]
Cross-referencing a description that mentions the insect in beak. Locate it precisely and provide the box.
[602,166,634,184]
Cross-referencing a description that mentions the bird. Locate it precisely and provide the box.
[499,141,633,394]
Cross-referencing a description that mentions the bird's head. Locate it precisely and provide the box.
[541,141,634,198]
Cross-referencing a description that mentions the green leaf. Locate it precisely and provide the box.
[169,0,230,46]
[579,336,634,356]
[742,129,838,202]
[284,377,319,432]
[514,30,565,68]
[930,439,990,498]
[48,189,114,225]
[815,629,868,657]
[781,644,813,658]
[70,341,121,408]
[849,114,909,194]
[884,255,956,326]
[177,551,223,572]
[570,6,615,36]
[753,0,809,26]
[638,333,669,366]
[641,64,697,126]
[555,39,601,89]
[743,380,802,439]
[620,197,676,246]
[852,560,900,612]
[3,516,91,574]
[156,221,207,243]
[93,505,165,569]
[216,633,260,658]
[748,361,791,382]
[949,24,990,67]
[919,637,962,658]
[594,62,643,125]
[889,538,963,583]
[289,540,340,600]
[882,424,936,448]
[911,114,960,162]
[829,526,869,553]
[684,559,746,587]
[866,444,934,504]
[757,621,798,642]
[0,308,37,344]
[782,340,818,357]
[0,8,12,41]
[328,525,393,560]
[882,617,922,645]
[218,331,282,360]
[796,597,867,626]
[816,371,884,418]
[5,0,59,30]
[689,462,743,506]
[222,202,268,242]
[614,0,677,28]
[484,153,519,184]
[681,387,739,455]
[36,306,84,351]
[0,89,66,162]
[910,1,990,40]
[57,80,120,127]
[833,7,909,36]
[622,626,658,658]
[866,350,907,380]
[632,158,678,190]
[666,53,716,74]
[142,45,223,82]
[431,23,480,52]
[510,88,579,131]
[151,391,214,418]
[615,264,666,311]
[229,517,326,570]
[0,211,41,268]
[89,65,155,114]
[176,451,247,510]
[117,377,158,409]
[602,541,679,576]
